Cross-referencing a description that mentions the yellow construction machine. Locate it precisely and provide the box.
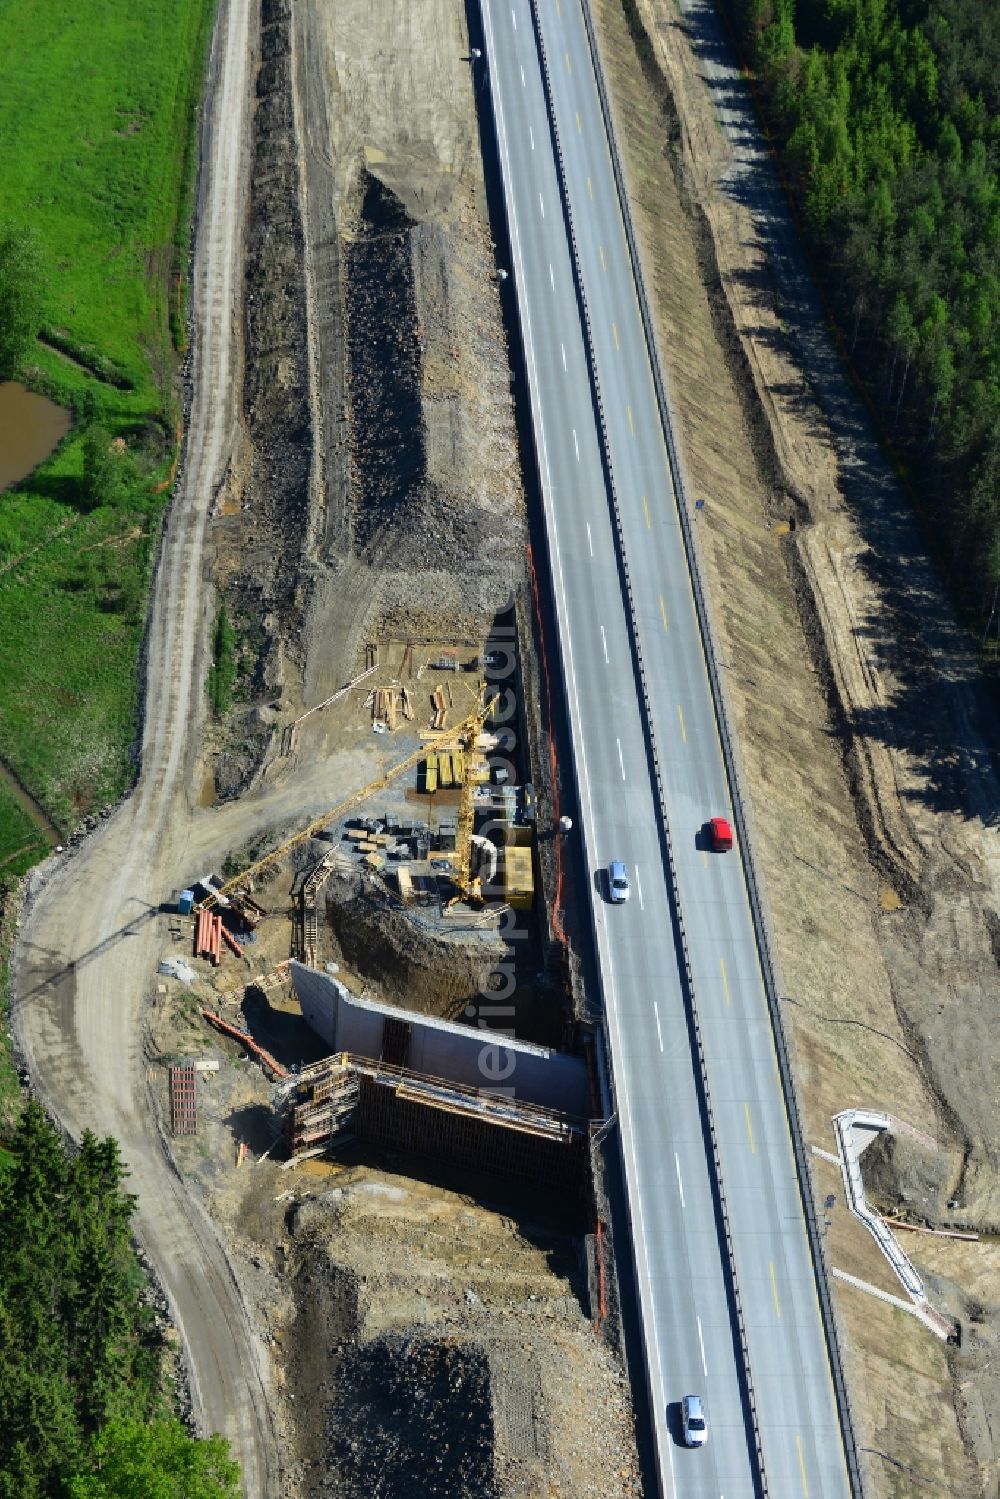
[198,692,489,911]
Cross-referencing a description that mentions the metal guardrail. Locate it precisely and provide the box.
[526,3,769,1490]
[573,0,866,1491]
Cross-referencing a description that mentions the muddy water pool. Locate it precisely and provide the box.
[0,381,71,490]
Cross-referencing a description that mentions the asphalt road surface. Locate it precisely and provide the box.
[10,2,279,1493]
[480,0,851,1494]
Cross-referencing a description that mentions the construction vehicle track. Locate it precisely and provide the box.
[10,0,280,1491]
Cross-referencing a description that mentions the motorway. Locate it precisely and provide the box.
[479,0,852,1494]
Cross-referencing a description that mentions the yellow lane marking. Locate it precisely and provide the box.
[575,109,581,133]
[795,1434,810,1497]
[642,495,651,529]
[627,405,635,436]
[555,0,561,13]
[720,956,731,1007]
[598,243,606,271]
[701,849,709,868]
[587,175,594,200]
[565,51,572,73]
[612,321,620,350]
[677,704,687,743]
[743,1101,755,1153]
[769,1260,782,1319]
[659,593,668,631]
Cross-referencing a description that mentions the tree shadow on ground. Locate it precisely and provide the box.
[674,0,1000,826]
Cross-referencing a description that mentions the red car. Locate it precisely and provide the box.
[707,816,733,852]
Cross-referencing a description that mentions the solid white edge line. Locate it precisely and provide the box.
[600,624,608,663]
[617,737,625,780]
[674,1151,685,1206]
[482,9,674,1493]
[697,1315,708,1378]
[654,1003,664,1052]
[529,125,535,151]
[635,865,644,909]
[561,342,567,370]
[586,522,593,556]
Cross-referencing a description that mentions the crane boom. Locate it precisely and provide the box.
[198,693,486,909]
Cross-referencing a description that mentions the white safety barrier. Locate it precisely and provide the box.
[833,1110,925,1302]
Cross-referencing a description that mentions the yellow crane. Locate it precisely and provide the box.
[198,692,488,910]
[445,695,493,911]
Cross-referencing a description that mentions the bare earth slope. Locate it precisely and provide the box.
[9,2,280,1492]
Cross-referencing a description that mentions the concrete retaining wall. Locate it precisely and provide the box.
[290,961,589,1117]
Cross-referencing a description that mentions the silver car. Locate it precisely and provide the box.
[608,860,630,903]
[681,1394,708,1447]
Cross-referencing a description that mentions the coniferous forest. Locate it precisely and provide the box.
[723,0,1000,614]
[0,1103,239,1498]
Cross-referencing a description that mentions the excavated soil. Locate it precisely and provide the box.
[277,1171,639,1499]
[593,0,1000,1489]
[172,0,639,1490]
[206,0,526,796]
[323,866,504,1018]
[146,969,640,1499]
[290,0,525,709]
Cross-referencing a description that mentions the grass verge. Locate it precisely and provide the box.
[0,0,217,848]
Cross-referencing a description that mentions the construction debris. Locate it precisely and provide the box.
[158,957,196,984]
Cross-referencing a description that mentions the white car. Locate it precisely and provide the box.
[608,860,630,903]
[681,1394,708,1448]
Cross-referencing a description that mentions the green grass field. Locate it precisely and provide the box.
[0,786,52,878]
[0,0,216,850]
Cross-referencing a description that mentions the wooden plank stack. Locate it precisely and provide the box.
[429,687,449,730]
[372,684,413,729]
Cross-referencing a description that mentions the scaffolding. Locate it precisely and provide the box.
[282,1051,587,1187]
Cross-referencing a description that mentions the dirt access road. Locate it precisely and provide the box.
[9,1,280,1493]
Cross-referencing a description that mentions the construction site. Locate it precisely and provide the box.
[149,606,632,1495]
[171,631,595,1183]
[13,0,1000,1493]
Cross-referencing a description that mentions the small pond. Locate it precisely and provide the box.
[0,381,72,491]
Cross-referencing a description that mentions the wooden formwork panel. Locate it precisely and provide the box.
[169,1064,198,1136]
[355,1075,585,1189]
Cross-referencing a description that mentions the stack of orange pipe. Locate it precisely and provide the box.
[194,910,223,965]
